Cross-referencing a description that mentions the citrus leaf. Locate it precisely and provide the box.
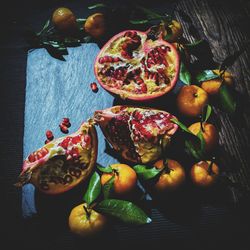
[219,84,236,113]
[83,172,101,205]
[179,62,191,85]
[195,70,219,82]
[184,39,203,48]
[130,19,149,24]
[95,199,152,225]
[203,104,212,122]
[185,140,202,160]
[164,25,173,41]
[136,5,162,19]
[133,164,161,181]
[171,118,193,135]
[97,164,113,173]
[103,175,115,199]
[197,130,206,153]
[88,3,106,9]
[37,19,50,36]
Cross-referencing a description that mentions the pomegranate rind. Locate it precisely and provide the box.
[15,120,98,195]
[94,106,178,164]
[94,29,180,101]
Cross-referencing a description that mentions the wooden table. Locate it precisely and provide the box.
[1,0,250,249]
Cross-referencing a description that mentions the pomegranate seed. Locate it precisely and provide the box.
[90,82,98,93]
[46,130,54,140]
[114,57,120,62]
[61,118,71,128]
[99,57,104,64]
[84,134,91,144]
[36,151,43,160]
[140,84,147,93]
[134,136,140,142]
[62,118,69,124]
[60,137,70,149]
[45,139,50,144]
[59,124,69,134]
[40,147,49,156]
[72,135,81,144]
[28,153,36,162]
[103,56,109,62]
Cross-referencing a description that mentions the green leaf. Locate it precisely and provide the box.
[203,104,212,122]
[171,118,193,135]
[184,39,203,48]
[179,62,191,85]
[97,164,113,173]
[83,172,101,205]
[130,19,149,24]
[136,5,162,19]
[88,3,106,9]
[197,130,206,153]
[164,25,173,41]
[103,175,115,199]
[37,19,50,36]
[95,199,151,225]
[133,164,161,181]
[195,70,219,82]
[185,140,202,160]
[219,84,236,113]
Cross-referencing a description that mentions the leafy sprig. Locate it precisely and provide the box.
[82,170,151,225]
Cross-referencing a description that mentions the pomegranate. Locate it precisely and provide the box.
[94,29,180,101]
[94,106,178,164]
[15,120,97,195]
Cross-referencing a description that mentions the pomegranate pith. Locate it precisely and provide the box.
[94,106,178,164]
[94,29,180,101]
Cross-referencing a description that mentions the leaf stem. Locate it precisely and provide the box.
[207,157,215,175]
[83,204,91,220]
[199,115,205,132]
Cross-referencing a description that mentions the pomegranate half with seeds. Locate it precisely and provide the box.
[15,120,97,195]
[94,106,178,164]
[94,29,180,101]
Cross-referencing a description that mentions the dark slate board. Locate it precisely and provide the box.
[23,44,116,217]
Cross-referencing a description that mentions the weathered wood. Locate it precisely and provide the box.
[175,0,250,200]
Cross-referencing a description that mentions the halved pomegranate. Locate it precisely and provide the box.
[15,120,97,195]
[94,29,180,101]
[94,106,178,164]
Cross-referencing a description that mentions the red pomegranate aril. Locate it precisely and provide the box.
[61,118,71,128]
[114,57,120,62]
[84,134,91,144]
[59,124,69,134]
[46,130,54,140]
[98,57,104,64]
[40,147,49,156]
[90,82,99,93]
[140,84,147,93]
[36,151,43,160]
[72,135,81,144]
[28,153,36,162]
[60,137,70,149]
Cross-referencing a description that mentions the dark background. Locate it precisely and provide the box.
[1,0,250,249]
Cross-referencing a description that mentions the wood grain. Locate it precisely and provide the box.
[175,0,250,201]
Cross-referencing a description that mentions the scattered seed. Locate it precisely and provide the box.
[90,82,98,93]
[59,124,69,134]
[46,130,54,140]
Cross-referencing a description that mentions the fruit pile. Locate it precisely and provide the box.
[18,5,239,237]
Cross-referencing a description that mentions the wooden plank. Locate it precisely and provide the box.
[175,0,250,201]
